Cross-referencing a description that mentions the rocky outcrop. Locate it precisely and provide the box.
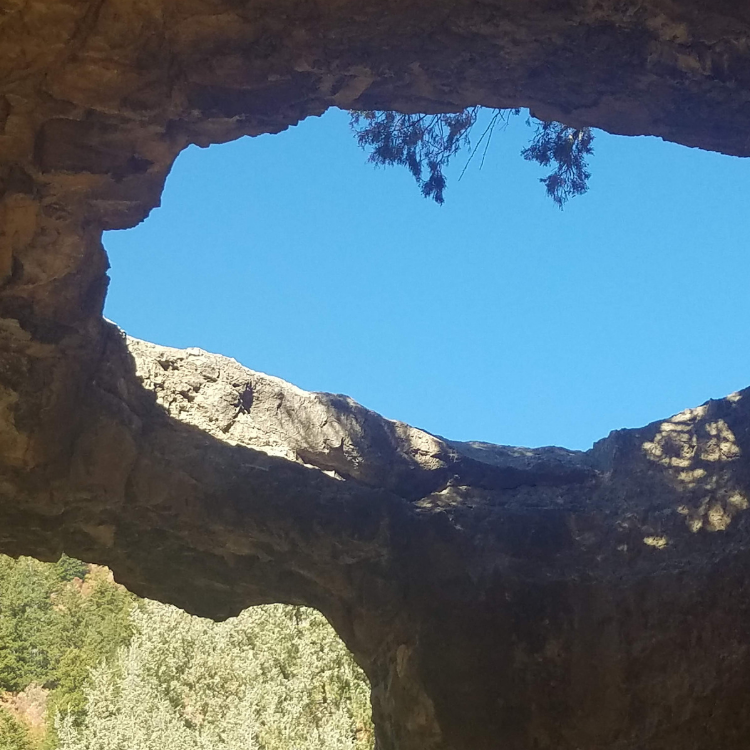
[4,325,750,749]
[3,0,750,748]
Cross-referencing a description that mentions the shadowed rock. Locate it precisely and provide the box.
[2,0,750,747]
[5,325,750,749]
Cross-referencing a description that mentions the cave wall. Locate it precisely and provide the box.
[13,327,750,750]
[2,0,750,748]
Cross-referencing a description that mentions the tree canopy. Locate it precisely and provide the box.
[0,555,373,750]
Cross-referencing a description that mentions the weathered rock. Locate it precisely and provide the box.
[2,0,750,748]
[5,325,750,749]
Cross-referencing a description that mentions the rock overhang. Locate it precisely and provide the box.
[3,0,750,747]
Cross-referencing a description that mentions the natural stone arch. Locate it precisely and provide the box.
[3,1,750,748]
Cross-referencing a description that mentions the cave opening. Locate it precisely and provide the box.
[6,2,750,747]
[104,107,750,452]
[0,553,374,750]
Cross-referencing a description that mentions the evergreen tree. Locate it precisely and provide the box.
[51,559,88,586]
[57,601,373,750]
[0,557,60,693]
[0,708,33,750]
[351,108,594,207]
[0,555,374,750]
[0,556,136,749]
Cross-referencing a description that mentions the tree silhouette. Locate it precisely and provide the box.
[350,109,594,207]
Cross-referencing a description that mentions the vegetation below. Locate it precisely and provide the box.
[0,555,373,750]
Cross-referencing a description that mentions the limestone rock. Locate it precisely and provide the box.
[2,0,750,747]
[126,336,594,497]
[5,325,750,749]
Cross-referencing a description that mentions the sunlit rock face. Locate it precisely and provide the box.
[4,325,750,750]
[3,0,750,748]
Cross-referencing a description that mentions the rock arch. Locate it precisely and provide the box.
[2,1,750,748]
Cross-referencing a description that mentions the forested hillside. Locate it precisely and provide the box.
[0,555,373,750]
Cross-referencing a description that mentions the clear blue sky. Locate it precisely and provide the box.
[104,108,750,451]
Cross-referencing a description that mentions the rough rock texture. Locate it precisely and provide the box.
[5,326,750,750]
[3,0,750,748]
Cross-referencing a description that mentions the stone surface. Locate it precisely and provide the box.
[2,0,750,748]
[5,325,750,749]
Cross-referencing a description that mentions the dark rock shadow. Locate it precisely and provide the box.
[6,322,750,750]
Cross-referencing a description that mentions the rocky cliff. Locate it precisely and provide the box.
[5,325,750,749]
[2,0,750,748]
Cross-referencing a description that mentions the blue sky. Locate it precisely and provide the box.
[104,108,750,451]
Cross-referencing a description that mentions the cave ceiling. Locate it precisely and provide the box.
[2,0,750,749]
